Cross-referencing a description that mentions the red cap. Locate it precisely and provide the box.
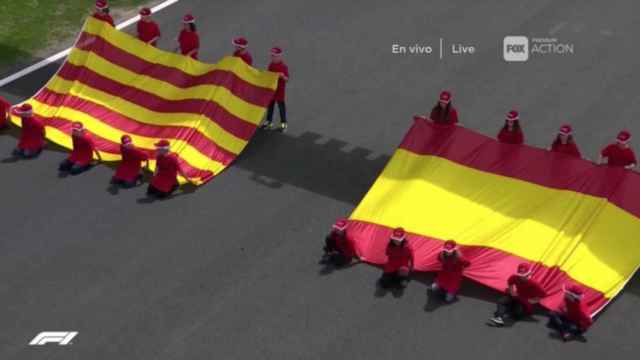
[564,284,584,300]
[183,13,195,23]
[71,121,84,130]
[270,47,283,56]
[233,37,248,48]
[391,227,406,241]
[139,7,151,16]
[96,0,108,10]
[332,218,348,231]
[121,135,132,144]
[439,91,451,104]
[443,239,458,253]
[517,263,532,277]
[506,110,519,121]
[155,139,170,148]
[617,130,631,143]
[15,103,33,116]
[559,124,572,135]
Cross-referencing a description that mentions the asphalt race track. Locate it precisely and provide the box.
[1,1,639,359]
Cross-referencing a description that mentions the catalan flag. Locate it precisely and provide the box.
[347,118,640,316]
[10,17,279,185]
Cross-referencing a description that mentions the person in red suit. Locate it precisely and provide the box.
[177,14,199,59]
[489,263,547,326]
[497,110,524,144]
[429,240,470,303]
[12,103,46,158]
[0,95,10,130]
[262,47,290,132]
[416,90,459,125]
[232,37,253,66]
[111,135,149,188]
[379,227,413,289]
[599,130,637,169]
[548,284,593,341]
[93,0,115,27]
[59,122,101,175]
[136,8,160,46]
[147,139,193,198]
[322,218,357,267]
[550,124,581,158]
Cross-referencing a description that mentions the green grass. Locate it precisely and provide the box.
[0,0,153,74]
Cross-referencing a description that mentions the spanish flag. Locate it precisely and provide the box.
[10,17,279,185]
[347,118,640,316]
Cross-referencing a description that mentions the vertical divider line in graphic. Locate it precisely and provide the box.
[439,38,444,59]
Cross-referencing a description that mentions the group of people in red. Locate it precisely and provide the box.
[5,103,190,198]
[322,220,593,342]
[416,91,637,169]
[93,0,290,132]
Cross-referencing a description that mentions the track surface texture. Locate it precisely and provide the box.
[1,1,639,359]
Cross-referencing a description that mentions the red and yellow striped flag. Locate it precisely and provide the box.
[346,118,640,316]
[11,17,279,185]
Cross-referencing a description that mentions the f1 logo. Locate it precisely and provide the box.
[29,332,78,346]
[503,36,529,62]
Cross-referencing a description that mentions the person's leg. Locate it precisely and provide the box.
[262,101,275,129]
[58,159,73,172]
[147,184,160,197]
[379,272,394,288]
[27,148,43,159]
[278,101,287,131]
[70,163,90,175]
[444,291,456,303]
[492,296,513,324]
[13,148,25,157]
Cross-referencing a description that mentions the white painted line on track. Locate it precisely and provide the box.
[0,0,181,89]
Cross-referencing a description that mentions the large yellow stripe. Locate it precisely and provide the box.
[45,75,247,155]
[83,17,278,90]
[25,99,226,180]
[66,48,267,126]
[350,149,640,298]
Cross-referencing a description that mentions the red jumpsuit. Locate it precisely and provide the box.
[601,144,637,167]
[93,12,115,27]
[137,20,160,46]
[233,49,253,66]
[151,153,180,192]
[178,30,200,59]
[383,243,412,273]
[328,231,356,258]
[0,96,10,128]
[498,127,524,144]
[268,62,289,102]
[114,145,148,183]
[430,106,458,125]
[17,116,46,152]
[562,298,593,331]
[69,133,96,166]
[507,275,547,314]
[551,141,581,158]
[434,253,470,294]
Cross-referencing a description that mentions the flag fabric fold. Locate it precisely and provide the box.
[10,17,279,185]
[347,118,640,316]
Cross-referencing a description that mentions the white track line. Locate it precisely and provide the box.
[0,0,180,89]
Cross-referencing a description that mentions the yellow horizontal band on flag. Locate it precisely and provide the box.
[83,17,279,90]
[66,48,268,126]
[25,100,226,180]
[350,149,640,298]
[45,75,247,155]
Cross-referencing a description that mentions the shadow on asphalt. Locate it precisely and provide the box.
[236,130,391,206]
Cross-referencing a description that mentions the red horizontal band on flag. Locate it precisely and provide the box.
[42,115,215,181]
[76,32,275,107]
[346,219,608,316]
[401,119,640,218]
[34,88,237,168]
[56,62,258,142]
